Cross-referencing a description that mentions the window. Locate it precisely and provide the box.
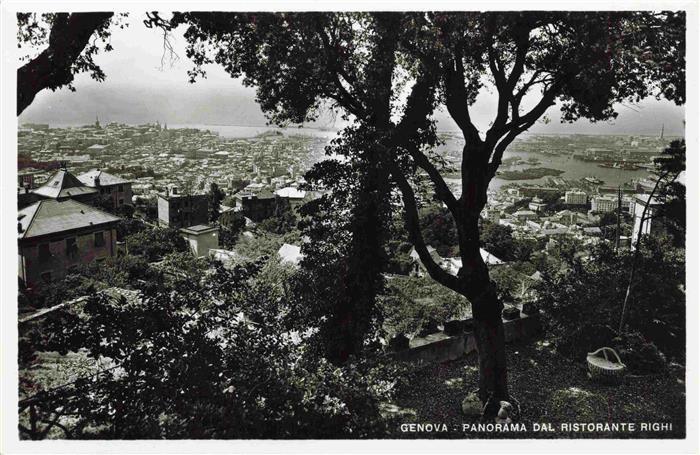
[66,237,78,258]
[41,271,52,283]
[38,243,50,260]
[118,184,124,192]
[94,231,105,247]
[118,199,124,205]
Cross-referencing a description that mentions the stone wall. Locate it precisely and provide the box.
[390,310,541,365]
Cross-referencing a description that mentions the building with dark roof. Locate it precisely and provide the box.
[31,169,98,206]
[78,169,133,211]
[18,199,120,289]
[18,186,40,210]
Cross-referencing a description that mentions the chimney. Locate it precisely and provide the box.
[18,222,23,233]
[95,175,101,187]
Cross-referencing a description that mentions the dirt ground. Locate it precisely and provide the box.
[389,339,686,439]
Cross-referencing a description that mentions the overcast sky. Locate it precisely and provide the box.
[19,12,685,136]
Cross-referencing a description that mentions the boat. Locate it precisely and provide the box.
[597,161,641,170]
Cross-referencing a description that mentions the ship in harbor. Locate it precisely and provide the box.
[597,161,641,170]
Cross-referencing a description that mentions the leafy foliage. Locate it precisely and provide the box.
[381,276,470,337]
[289,151,390,362]
[115,217,147,241]
[218,215,246,250]
[480,220,542,262]
[125,227,189,261]
[17,12,128,88]
[21,254,160,311]
[537,236,685,362]
[418,206,459,257]
[257,209,297,235]
[480,221,516,261]
[21,260,399,438]
[654,140,686,247]
[16,12,130,114]
[148,10,685,406]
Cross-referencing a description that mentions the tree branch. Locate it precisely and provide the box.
[442,46,480,142]
[17,12,114,115]
[315,21,366,119]
[389,161,462,293]
[505,26,530,92]
[487,87,557,180]
[409,148,459,215]
[394,71,459,217]
[486,27,530,149]
[501,85,557,133]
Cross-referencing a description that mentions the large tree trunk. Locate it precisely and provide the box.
[470,278,508,407]
[458,149,509,415]
[460,237,508,414]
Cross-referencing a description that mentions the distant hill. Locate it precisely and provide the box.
[20,82,684,137]
[20,84,270,127]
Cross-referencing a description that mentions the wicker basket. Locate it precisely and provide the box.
[587,347,626,382]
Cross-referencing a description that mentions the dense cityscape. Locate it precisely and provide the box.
[17,120,678,294]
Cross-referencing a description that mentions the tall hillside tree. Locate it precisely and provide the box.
[158,12,436,363]
[149,11,685,416]
[386,11,684,412]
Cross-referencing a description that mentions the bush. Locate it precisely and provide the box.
[20,255,161,312]
[125,227,189,261]
[381,276,470,337]
[555,323,617,360]
[258,211,297,235]
[612,332,667,374]
[418,206,459,257]
[219,213,246,249]
[537,236,685,364]
[22,260,400,438]
[116,218,146,241]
